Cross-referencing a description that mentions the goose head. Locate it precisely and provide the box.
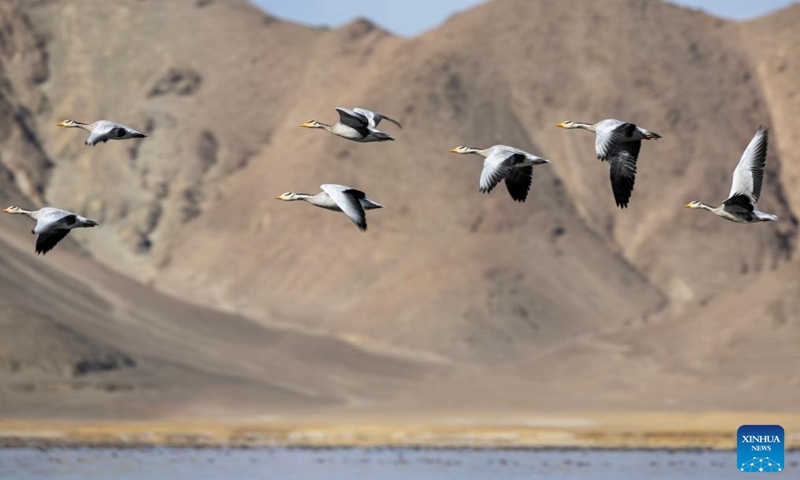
[275,192,299,201]
[299,120,324,129]
[57,119,82,128]
[450,146,473,154]
[556,121,579,129]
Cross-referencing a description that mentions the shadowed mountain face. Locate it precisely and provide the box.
[0,0,798,418]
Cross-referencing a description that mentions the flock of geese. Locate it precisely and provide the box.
[0,108,777,255]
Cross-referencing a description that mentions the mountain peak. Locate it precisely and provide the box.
[337,16,392,38]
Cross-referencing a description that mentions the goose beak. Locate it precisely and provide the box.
[556,122,567,128]
[449,147,459,153]
[299,121,313,128]
[684,203,692,208]
[57,121,68,127]
[1,207,10,213]
[275,195,283,200]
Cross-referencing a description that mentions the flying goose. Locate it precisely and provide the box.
[450,145,551,202]
[276,184,383,231]
[685,126,777,223]
[556,119,661,208]
[57,119,147,146]
[1,206,99,255]
[300,108,399,142]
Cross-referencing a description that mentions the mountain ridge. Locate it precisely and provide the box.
[0,0,798,418]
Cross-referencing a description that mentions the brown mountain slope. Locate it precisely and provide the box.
[147,0,793,353]
[0,223,439,418]
[0,0,797,418]
[0,2,52,204]
[739,4,800,222]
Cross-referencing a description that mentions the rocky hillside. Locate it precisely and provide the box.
[0,0,798,417]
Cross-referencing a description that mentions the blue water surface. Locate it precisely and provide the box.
[1,447,798,479]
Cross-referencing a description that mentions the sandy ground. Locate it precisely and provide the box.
[1,412,798,449]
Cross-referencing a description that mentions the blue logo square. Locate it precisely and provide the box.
[738,425,784,473]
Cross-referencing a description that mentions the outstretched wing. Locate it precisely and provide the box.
[34,210,76,234]
[353,108,402,129]
[504,165,533,202]
[35,229,71,255]
[595,121,636,161]
[335,108,369,126]
[480,152,525,194]
[85,121,121,146]
[608,140,641,208]
[320,184,369,231]
[729,126,768,203]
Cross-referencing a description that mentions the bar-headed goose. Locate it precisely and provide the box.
[556,119,661,208]
[685,126,777,223]
[57,119,146,146]
[300,108,398,143]
[1,206,99,255]
[276,184,383,231]
[450,145,551,202]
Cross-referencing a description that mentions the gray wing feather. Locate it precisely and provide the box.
[608,140,641,208]
[34,209,74,234]
[335,108,369,128]
[86,121,144,145]
[86,121,121,145]
[86,126,114,145]
[594,120,634,160]
[480,151,524,194]
[353,108,402,129]
[320,184,368,231]
[334,108,371,137]
[595,131,619,160]
[729,126,768,203]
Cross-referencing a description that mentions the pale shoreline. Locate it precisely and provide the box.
[1,412,798,450]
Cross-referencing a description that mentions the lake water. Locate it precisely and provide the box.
[1,447,797,479]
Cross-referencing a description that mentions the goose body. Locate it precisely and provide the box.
[557,119,661,208]
[276,184,383,231]
[2,206,99,255]
[450,145,551,202]
[300,108,399,143]
[58,119,147,146]
[685,126,777,223]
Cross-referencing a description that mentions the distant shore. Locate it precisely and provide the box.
[1,412,798,449]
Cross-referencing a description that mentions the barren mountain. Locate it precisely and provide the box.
[0,0,798,419]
